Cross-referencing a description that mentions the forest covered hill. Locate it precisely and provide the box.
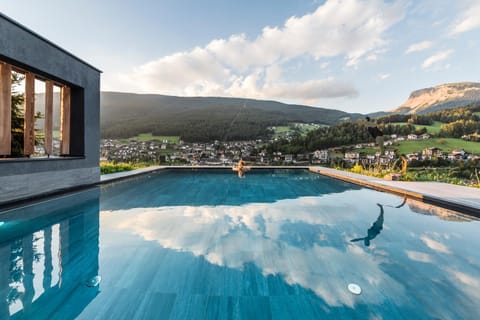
[100,92,362,141]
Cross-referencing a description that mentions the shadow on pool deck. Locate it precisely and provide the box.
[99,165,480,218]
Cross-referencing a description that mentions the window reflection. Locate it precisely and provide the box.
[0,189,99,319]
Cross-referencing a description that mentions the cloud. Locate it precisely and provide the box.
[378,73,391,80]
[421,50,453,69]
[449,1,480,35]
[112,0,405,103]
[405,41,434,54]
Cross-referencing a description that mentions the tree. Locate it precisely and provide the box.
[11,72,24,157]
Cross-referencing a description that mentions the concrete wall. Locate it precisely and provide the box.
[0,13,101,205]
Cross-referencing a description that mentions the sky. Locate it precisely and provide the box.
[1,0,479,113]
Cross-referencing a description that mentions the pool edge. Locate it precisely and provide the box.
[309,166,480,218]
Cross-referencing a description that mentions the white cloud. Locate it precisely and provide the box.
[112,0,404,103]
[421,50,453,69]
[449,1,480,35]
[378,73,391,80]
[405,41,434,54]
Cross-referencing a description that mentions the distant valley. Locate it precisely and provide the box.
[35,82,480,142]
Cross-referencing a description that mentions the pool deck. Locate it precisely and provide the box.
[308,166,480,217]
[100,166,480,217]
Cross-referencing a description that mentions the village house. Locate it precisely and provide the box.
[462,133,479,141]
[284,154,294,163]
[422,147,442,160]
[407,134,418,140]
[406,153,420,161]
[448,150,467,161]
[313,149,329,163]
[344,152,359,163]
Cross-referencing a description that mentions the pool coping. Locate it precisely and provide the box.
[308,166,480,218]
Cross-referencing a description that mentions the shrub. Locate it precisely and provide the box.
[100,162,136,174]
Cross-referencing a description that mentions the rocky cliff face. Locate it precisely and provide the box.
[391,82,480,114]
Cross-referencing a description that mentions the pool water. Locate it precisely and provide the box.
[1,169,479,319]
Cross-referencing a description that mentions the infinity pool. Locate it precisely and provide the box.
[0,169,479,319]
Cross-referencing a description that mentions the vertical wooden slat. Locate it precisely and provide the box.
[44,81,53,155]
[0,63,12,156]
[60,86,70,155]
[24,72,35,156]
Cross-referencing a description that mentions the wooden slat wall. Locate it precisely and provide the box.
[0,63,12,155]
[24,72,35,156]
[60,86,71,155]
[44,81,53,155]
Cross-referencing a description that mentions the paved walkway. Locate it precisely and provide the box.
[309,166,480,217]
[100,165,166,183]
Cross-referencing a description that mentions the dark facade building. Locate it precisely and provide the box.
[0,13,101,204]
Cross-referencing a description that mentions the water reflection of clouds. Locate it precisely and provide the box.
[420,235,451,254]
[405,250,434,263]
[101,195,410,307]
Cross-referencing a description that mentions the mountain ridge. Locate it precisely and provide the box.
[390,82,480,114]
[100,92,362,141]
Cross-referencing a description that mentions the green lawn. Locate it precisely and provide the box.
[388,121,443,134]
[355,138,480,155]
[132,133,180,143]
[414,121,443,134]
[271,123,325,139]
[395,138,480,154]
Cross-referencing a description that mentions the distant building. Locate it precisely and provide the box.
[422,147,442,160]
[313,149,329,163]
[420,133,431,140]
[448,150,467,161]
[462,133,479,141]
[407,134,418,140]
[344,152,359,163]
[406,153,420,161]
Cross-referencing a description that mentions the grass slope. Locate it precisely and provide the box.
[395,138,480,154]
[389,121,443,134]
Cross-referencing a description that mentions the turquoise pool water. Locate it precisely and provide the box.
[1,169,479,319]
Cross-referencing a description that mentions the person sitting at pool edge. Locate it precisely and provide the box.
[238,159,245,170]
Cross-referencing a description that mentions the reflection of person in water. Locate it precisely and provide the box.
[351,204,384,247]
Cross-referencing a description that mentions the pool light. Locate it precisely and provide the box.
[348,283,362,295]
